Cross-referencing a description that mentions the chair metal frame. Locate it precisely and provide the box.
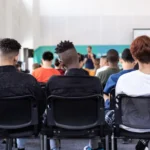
[41,94,106,150]
[0,95,39,150]
[112,94,150,150]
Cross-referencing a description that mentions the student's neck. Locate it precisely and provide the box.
[123,64,134,70]
[109,63,118,68]
[139,63,150,74]
[0,61,14,66]
[67,64,80,69]
[42,63,52,68]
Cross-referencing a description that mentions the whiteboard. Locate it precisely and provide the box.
[133,29,150,39]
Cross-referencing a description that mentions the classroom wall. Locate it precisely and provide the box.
[40,0,150,45]
[0,0,41,61]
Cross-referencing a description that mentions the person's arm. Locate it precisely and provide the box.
[90,53,96,65]
[83,55,88,65]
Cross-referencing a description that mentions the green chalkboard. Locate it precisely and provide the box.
[34,45,129,63]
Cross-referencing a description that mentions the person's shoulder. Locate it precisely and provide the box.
[117,70,138,83]
[53,68,61,74]
[32,67,42,73]
[17,71,37,82]
[47,75,59,84]
[98,68,109,76]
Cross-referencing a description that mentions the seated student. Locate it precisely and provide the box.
[116,36,150,150]
[32,51,60,83]
[103,48,135,105]
[78,53,85,68]
[97,49,120,87]
[47,41,103,150]
[95,56,109,76]
[54,58,65,75]
[0,38,45,150]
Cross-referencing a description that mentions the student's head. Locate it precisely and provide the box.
[100,56,108,67]
[0,38,21,66]
[130,36,150,64]
[42,51,53,67]
[120,48,135,70]
[94,58,100,70]
[54,58,63,69]
[55,41,79,69]
[78,53,84,68]
[87,46,92,53]
[32,63,41,70]
[107,49,119,67]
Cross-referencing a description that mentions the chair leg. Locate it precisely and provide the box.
[5,139,8,150]
[44,135,47,150]
[114,138,118,150]
[105,135,109,150]
[40,134,44,150]
[6,139,12,150]
[14,138,17,148]
[111,133,115,150]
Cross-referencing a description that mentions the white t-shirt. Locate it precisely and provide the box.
[116,70,150,96]
[95,66,109,76]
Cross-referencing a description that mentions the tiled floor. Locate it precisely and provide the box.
[0,138,140,150]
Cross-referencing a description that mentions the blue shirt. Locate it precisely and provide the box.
[104,69,135,94]
[85,54,96,69]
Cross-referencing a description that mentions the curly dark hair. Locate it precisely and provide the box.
[0,38,21,54]
[55,41,75,53]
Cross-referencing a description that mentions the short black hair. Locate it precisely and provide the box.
[78,53,84,62]
[87,46,92,49]
[122,48,134,63]
[107,49,119,63]
[55,41,75,53]
[0,38,21,55]
[42,51,53,61]
[55,58,60,67]
[101,56,107,59]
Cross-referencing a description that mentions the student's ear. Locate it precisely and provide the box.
[14,54,19,63]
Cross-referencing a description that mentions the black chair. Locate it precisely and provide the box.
[41,94,105,150]
[112,94,150,150]
[109,88,115,110]
[0,95,39,150]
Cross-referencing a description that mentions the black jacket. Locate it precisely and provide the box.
[0,66,46,116]
[46,68,102,97]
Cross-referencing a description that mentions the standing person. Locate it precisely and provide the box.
[84,46,96,69]
[32,51,60,83]
[95,56,109,76]
[0,38,45,150]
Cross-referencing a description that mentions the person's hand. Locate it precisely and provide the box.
[89,53,94,58]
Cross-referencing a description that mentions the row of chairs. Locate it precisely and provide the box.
[0,92,150,150]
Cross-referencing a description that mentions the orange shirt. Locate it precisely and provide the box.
[84,68,96,76]
[32,67,60,83]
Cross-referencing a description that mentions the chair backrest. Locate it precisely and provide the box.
[47,95,105,130]
[115,94,150,129]
[0,95,38,129]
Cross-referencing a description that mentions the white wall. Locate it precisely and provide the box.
[1,0,150,48]
[40,0,150,45]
